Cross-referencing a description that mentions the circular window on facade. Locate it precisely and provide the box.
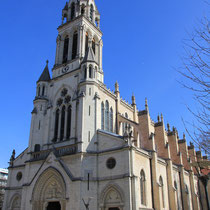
[16,172,22,181]
[106,158,116,169]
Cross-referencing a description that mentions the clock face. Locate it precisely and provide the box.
[62,65,69,74]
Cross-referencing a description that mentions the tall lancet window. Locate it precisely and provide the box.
[140,170,146,205]
[42,85,45,96]
[159,176,165,208]
[54,109,59,141]
[63,36,69,63]
[71,3,75,20]
[90,5,94,22]
[89,66,92,78]
[60,106,66,141]
[105,101,109,131]
[81,4,85,15]
[92,38,95,54]
[72,31,78,60]
[84,66,87,79]
[110,107,113,132]
[38,86,41,96]
[101,102,104,130]
[66,105,72,139]
[85,32,89,53]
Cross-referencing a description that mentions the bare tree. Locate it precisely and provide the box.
[178,17,210,156]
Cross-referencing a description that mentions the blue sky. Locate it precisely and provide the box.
[0,0,208,168]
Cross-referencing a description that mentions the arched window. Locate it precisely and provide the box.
[105,101,109,131]
[71,3,75,20]
[38,86,41,96]
[60,106,65,141]
[89,66,92,78]
[140,170,146,205]
[66,105,72,139]
[110,107,113,132]
[92,38,95,54]
[101,102,104,130]
[54,109,59,141]
[63,36,69,63]
[81,4,85,15]
[90,4,94,21]
[72,31,78,60]
[84,66,87,79]
[85,32,89,53]
[159,176,165,208]
[34,144,40,152]
[42,85,45,96]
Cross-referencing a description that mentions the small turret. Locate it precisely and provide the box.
[36,60,51,98]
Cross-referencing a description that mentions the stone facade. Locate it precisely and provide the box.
[3,0,209,210]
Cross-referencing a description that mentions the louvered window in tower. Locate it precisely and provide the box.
[54,109,59,141]
[92,38,95,54]
[85,32,89,53]
[71,3,75,20]
[72,31,78,60]
[66,105,72,139]
[90,5,93,21]
[63,36,69,63]
[60,106,65,141]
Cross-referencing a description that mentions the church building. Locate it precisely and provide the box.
[3,0,209,210]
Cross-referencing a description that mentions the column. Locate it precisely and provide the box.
[189,172,199,210]
[77,25,82,58]
[55,35,61,65]
[166,160,177,210]
[81,26,86,58]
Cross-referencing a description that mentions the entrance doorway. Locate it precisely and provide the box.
[47,202,61,210]
[109,208,120,210]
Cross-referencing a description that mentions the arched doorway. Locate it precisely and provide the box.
[109,208,120,210]
[31,167,66,210]
[9,194,21,210]
[47,202,61,210]
[100,184,124,210]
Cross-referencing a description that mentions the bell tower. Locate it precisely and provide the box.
[53,0,103,83]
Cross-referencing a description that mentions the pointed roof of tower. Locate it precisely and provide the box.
[82,47,95,63]
[37,60,51,83]
[63,2,68,11]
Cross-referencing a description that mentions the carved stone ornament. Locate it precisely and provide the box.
[45,181,62,199]
[62,65,69,74]
[106,190,121,203]
[61,88,68,97]
[64,95,71,104]
[57,98,63,106]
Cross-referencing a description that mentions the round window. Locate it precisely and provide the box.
[16,172,22,181]
[106,158,116,169]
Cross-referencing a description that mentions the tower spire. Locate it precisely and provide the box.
[37,60,51,83]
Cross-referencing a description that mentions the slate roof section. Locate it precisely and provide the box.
[82,47,95,63]
[63,2,68,11]
[37,60,51,83]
